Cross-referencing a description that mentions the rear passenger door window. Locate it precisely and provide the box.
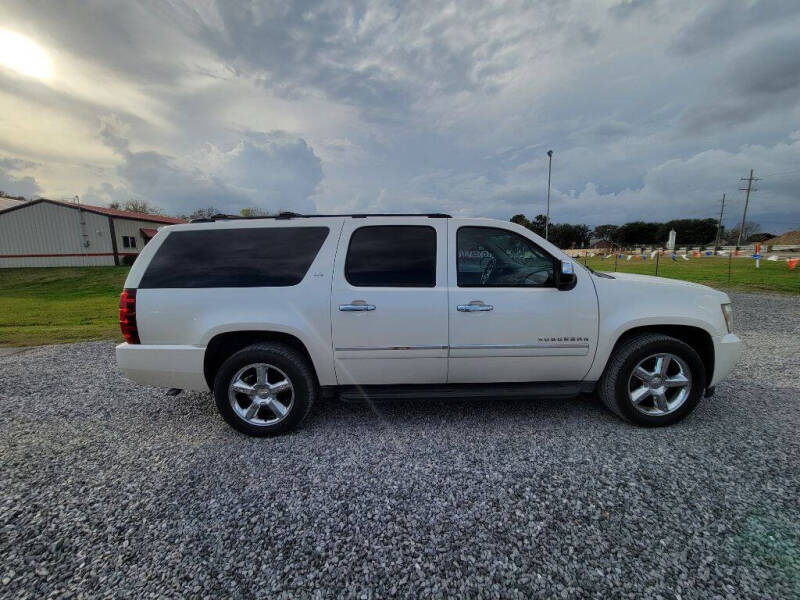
[345,225,436,287]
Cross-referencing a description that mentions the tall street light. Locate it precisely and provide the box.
[546,150,553,241]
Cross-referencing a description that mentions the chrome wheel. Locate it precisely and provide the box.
[228,363,294,426]
[627,353,692,416]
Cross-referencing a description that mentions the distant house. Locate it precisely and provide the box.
[0,198,183,268]
[765,231,800,247]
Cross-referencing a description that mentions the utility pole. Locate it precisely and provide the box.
[714,193,725,249]
[736,169,759,247]
[545,150,553,241]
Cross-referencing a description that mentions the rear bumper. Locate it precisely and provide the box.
[116,343,209,392]
[709,333,741,388]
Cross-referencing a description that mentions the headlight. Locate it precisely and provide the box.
[721,303,733,333]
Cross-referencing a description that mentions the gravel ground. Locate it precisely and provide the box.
[1,291,798,599]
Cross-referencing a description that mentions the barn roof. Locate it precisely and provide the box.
[0,197,25,211]
[0,198,184,224]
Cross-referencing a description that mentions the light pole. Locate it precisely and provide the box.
[545,150,553,241]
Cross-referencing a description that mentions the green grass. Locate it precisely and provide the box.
[578,253,800,294]
[0,267,129,346]
[0,258,797,346]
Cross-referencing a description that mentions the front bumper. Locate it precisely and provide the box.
[116,343,209,392]
[709,333,741,388]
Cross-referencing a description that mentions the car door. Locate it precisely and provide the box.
[447,221,599,383]
[330,218,449,385]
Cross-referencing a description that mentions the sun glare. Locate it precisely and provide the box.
[0,30,52,79]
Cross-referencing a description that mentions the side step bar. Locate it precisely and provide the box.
[330,381,595,401]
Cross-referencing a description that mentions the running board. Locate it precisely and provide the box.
[331,381,594,401]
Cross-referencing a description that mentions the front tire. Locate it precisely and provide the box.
[598,333,706,426]
[213,343,317,436]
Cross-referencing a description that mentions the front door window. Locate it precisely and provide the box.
[457,226,554,287]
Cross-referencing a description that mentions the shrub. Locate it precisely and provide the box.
[121,254,137,266]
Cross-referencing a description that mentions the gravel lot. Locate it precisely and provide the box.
[1,291,798,599]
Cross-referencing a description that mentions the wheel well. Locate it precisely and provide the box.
[203,331,317,389]
[613,325,714,384]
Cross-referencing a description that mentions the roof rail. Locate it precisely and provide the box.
[189,212,451,223]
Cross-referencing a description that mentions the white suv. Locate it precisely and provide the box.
[116,213,740,436]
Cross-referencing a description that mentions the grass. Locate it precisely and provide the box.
[0,259,797,346]
[578,253,799,294]
[0,267,129,346]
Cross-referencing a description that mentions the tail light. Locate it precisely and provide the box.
[119,288,140,344]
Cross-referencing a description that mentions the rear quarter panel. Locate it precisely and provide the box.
[125,219,344,386]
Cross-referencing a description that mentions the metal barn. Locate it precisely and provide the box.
[0,199,183,268]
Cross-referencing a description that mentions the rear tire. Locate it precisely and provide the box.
[598,333,705,426]
[213,343,317,436]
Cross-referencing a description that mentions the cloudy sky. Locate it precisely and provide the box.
[0,0,799,232]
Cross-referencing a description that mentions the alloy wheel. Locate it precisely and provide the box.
[627,353,692,416]
[228,363,295,426]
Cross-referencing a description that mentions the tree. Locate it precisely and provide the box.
[746,232,774,243]
[725,222,760,246]
[108,201,120,210]
[593,224,619,246]
[528,214,547,237]
[510,214,530,228]
[550,223,591,249]
[185,206,221,220]
[509,214,590,248]
[657,219,718,246]
[122,199,163,215]
[240,207,273,217]
[616,221,661,246]
[508,214,546,237]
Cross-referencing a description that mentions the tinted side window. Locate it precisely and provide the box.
[345,226,436,287]
[457,226,554,287]
[139,227,329,288]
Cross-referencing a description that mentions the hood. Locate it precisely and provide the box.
[594,271,730,302]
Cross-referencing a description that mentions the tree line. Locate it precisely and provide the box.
[511,214,768,248]
[510,214,592,249]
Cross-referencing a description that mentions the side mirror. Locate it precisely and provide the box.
[554,259,577,291]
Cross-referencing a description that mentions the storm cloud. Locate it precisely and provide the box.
[0,0,798,232]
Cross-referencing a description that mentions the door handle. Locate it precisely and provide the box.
[339,303,376,311]
[457,303,494,312]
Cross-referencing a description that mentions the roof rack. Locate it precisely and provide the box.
[189,212,451,223]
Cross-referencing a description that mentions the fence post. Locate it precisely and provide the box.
[614,252,618,272]
[655,251,660,276]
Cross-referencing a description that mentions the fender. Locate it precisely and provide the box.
[584,274,728,383]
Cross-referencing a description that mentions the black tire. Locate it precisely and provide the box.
[598,333,706,426]
[213,343,317,436]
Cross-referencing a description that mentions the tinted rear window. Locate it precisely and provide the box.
[345,225,436,287]
[139,227,329,288]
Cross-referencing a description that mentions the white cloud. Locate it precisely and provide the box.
[94,118,322,215]
[0,156,41,197]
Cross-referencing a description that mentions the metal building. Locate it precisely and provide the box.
[0,196,25,211]
[0,198,183,268]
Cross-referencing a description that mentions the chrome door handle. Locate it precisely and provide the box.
[339,303,376,311]
[457,303,494,312]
